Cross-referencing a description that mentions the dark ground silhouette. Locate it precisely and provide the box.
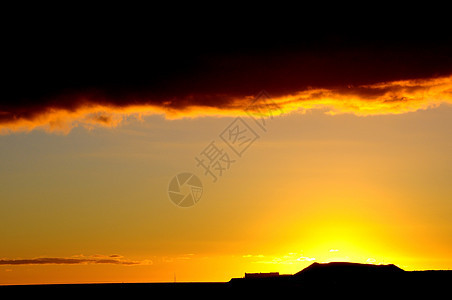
[1,262,451,297]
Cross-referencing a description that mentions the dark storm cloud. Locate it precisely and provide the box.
[1,19,451,132]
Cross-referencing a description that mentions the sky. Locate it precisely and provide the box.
[1,14,452,284]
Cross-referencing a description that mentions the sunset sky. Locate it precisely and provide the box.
[1,15,451,284]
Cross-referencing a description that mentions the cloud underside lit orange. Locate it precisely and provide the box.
[1,75,451,134]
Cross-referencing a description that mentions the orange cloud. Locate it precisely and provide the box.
[277,75,452,116]
[1,75,451,134]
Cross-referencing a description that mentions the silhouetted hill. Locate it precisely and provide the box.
[292,262,404,287]
[295,261,404,276]
[230,262,452,295]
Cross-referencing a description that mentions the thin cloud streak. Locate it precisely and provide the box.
[0,255,143,266]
